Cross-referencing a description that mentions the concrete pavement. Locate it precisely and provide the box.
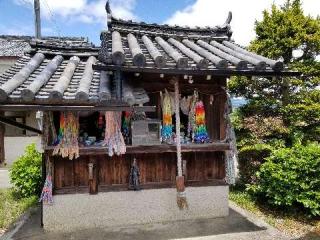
[4,202,289,240]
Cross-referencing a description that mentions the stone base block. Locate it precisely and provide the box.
[44,186,229,232]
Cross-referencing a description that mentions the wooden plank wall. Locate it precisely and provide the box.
[53,151,225,194]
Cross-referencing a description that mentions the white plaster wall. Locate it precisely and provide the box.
[4,136,41,166]
[44,186,229,232]
[25,111,40,136]
[4,111,39,136]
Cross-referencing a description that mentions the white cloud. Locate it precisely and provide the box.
[165,0,320,46]
[14,0,137,26]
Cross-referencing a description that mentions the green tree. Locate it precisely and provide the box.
[229,0,320,143]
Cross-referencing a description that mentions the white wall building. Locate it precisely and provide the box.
[0,36,40,166]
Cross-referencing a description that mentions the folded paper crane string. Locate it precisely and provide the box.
[53,112,79,160]
[103,111,126,156]
[39,174,53,205]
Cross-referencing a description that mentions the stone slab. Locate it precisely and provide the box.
[44,186,229,232]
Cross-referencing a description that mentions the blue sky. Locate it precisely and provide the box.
[0,0,193,45]
[0,0,319,46]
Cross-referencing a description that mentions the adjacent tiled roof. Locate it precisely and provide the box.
[0,36,31,57]
[97,13,284,73]
[0,35,92,57]
[0,38,149,105]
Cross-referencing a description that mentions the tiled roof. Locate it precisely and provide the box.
[0,36,31,57]
[0,8,297,107]
[98,13,284,73]
[0,35,94,57]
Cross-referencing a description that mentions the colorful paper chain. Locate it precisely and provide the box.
[194,101,210,143]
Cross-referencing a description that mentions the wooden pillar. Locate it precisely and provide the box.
[88,157,98,194]
[0,111,5,164]
[219,78,227,141]
[40,153,46,227]
[115,70,122,100]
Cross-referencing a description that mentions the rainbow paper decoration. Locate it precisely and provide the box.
[53,112,79,160]
[39,174,53,205]
[161,91,173,142]
[194,100,210,143]
[54,113,65,145]
[122,111,131,142]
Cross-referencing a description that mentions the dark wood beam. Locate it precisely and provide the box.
[93,64,301,77]
[0,116,42,134]
[45,142,230,155]
[0,105,156,112]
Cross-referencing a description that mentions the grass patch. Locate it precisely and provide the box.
[0,188,37,232]
[229,188,320,239]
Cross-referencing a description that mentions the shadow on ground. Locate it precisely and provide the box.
[11,206,266,240]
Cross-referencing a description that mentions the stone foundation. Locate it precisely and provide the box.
[44,186,229,232]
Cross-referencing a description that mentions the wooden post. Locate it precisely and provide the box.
[0,111,4,164]
[115,70,122,100]
[174,79,182,177]
[99,71,112,101]
[40,153,46,227]
[173,78,188,209]
[88,157,98,194]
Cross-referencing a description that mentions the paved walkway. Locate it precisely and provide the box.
[3,202,289,240]
[0,169,11,189]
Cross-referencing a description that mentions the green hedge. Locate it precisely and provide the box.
[9,144,42,198]
[248,143,320,217]
[238,144,273,186]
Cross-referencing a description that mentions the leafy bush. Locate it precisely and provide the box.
[248,143,320,217]
[238,144,273,186]
[9,144,42,198]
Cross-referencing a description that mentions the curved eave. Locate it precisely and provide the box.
[93,64,301,77]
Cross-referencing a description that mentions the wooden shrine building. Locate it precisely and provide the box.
[0,2,299,231]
